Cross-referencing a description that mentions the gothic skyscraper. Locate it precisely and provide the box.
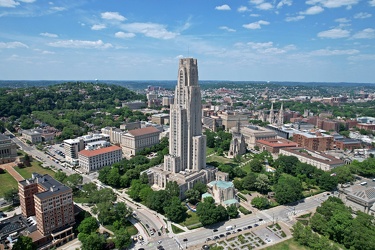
[164,58,206,173]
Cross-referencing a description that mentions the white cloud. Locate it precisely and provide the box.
[48,39,113,49]
[277,0,292,9]
[215,4,231,11]
[317,28,350,38]
[41,50,55,54]
[243,20,270,29]
[348,54,375,61]
[310,48,359,56]
[301,6,324,15]
[0,41,28,48]
[370,0,375,7]
[50,6,66,12]
[101,12,126,21]
[354,12,372,19]
[115,31,136,38]
[245,41,295,54]
[18,0,36,2]
[285,15,305,22]
[120,22,178,39]
[91,24,106,30]
[237,6,249,12]
[306,0,359,8]
[40,32,58,38]
[250,14,260,17]
[249,0,273,10]
[219,26,236,32]
[0,0,19,7]
[351,28,375,39]
[335,18,350,23]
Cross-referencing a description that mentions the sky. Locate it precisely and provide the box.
[0,0,375,83]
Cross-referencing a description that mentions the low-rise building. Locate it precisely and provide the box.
[78,144,122,173]
[240,125,277,149]
[292,131,334,151]
[204,180,238,207]
[21,129,42,144]
[256,138,298,154]
[279,147,345,171]
[122,100,147,110]
[151,113,170,125]
[0,133,17,163]
[121,126,161,157]
[335,138,362,151]
[202,116,223,132]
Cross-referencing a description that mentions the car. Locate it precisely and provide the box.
[226,232,231,235]
[206,237,211,241]
[247,225,252,229]
[243,227,247,230]
[157,240,162,244]
[153,228,156,232]
[138,248,145,250]
[254,224,259,227]
[213,229,218,232]
[158,231,161,236]
[157,246,163,250]
[259,218,263,221]
[219,234,225,238]
[183,238,188,242]
[150,231,154,235]
[213,236,219,240]
[237,229,242,232]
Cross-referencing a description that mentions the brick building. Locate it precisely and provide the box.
[78,145,122,173]
[256,138,298,154]
[292,131,334,151]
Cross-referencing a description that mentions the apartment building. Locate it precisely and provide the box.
[292,131,334,151]
[78,145,122,173]
[18,173,75,248]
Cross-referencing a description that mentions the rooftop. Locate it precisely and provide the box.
[78,145,121,157]
[208,180,234,189]
[127,126,160,137]
[257,138,298,148]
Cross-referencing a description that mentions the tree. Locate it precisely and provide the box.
[273,155,298,175]
[185,189,201,205]
[250,158,263,172]
[12,236,36,250]
[78,217,99,234]
[146,190,170,214]
[334,166,354,185]
[106,167,121,187]
[254,174,270,194]
[242,172,257,191]
[226,204,239,219]
[193,181,207,194]
[4,188,18,203]
[54,170,67,183]
[251,196,269,210]
[274,174,303,204]
[114,228,132,249]
[196,197,228,226]
[164,196,187,223]
[165,181,180,197]
[65,173,83,189]
[81,232,106,250]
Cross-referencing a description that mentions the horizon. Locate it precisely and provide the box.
[1,0,375,82]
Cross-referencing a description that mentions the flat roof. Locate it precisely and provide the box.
[257,138,298,148]
[280,147,344,166]
[127,126,160,137]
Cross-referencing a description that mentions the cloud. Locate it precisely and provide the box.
[317,28,350,38]
[243,20,270,29]
[91,24,106,30]
[348,54,375,61]
[351,28,375,39]
[310,48,359,56]
[249,0,274,10]
[215,4,231,11]
[237,6,249,12]
[301,6,324,15]
[18,0,36,2]
[277,0,293,9]
[101,12,126,21]
[219,26,236,32]
[40,32,58,38]
[115,31,136,38]
[285,15,305,22]
[306,0,359,8]
[354,12,372,19]
[250,14,260,17]
[48,39,113,49]
[335,18,350,23]
[370,0,375,7]
[245,41,295,54]
[50,6,66,12]
[120,22,178,39]
[0,41,28,48]
[0,0,19,7]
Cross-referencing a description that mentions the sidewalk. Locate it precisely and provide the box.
[0,161,24,182]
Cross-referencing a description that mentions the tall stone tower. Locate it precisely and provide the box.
[278,103,284,127]
[268,102,274,124]
[164,58,206,174]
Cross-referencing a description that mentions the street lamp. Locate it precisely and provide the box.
[183,238,188,249]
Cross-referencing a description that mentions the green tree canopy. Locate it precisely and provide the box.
[274,174,303,204]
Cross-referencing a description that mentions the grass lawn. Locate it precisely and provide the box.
[0,172,18,198]
[265,238,309,250]
[206,147,216,156]
[14,160,56,179]
[206,154,236,165]
[104,221,138,236]
[241,163,252,173]
[171,224,185,234]
[180,211,202,228]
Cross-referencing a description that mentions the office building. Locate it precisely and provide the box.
[121,126,161,157]
[0,133,17,163]
[78,144,122,173]
[292,131,334,151]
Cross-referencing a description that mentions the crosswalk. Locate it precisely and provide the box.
[287,209,305,216]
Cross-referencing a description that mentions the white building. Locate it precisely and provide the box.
[121,126,161,157]
[64,133,110,163]
[78,145,122,173]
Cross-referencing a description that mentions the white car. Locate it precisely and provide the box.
[157,240,162,244]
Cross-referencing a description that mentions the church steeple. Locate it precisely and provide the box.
[268,102,274,124]
[278,102,284,127]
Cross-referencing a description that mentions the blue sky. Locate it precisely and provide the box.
[0,0,374,83]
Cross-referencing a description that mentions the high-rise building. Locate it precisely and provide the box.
[164,58,206,173]
[145,58,216,198]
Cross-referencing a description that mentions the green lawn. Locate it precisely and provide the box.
[265,238,309,250]
[180,211,202,228]
[206,147,216,156]
[14,160,56,179]
[206,154,236,165]
[171,224,185,234]
[0,172,18,198]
